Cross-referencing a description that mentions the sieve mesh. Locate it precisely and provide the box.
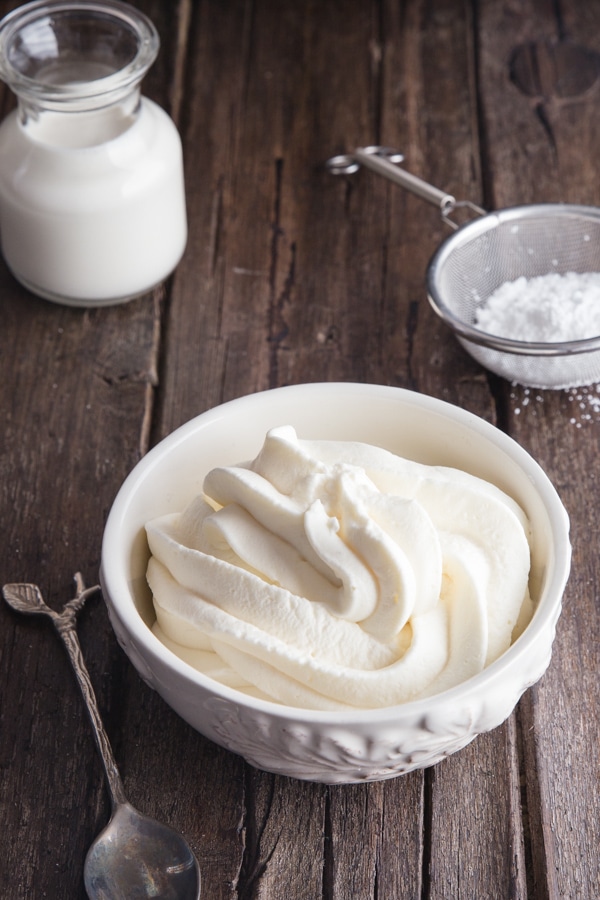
[427,204,600,388]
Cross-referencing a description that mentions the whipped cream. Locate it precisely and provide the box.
[146,426,533,710]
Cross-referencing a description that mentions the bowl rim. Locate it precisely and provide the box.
[101,382,571,724]
[426,202,600,356]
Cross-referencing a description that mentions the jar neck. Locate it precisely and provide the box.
[19,86,143,149]
[0,1,158,117]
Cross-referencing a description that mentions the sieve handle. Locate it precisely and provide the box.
[352,147,455,214]
[326,146,484,226]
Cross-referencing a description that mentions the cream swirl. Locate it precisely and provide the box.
[146,426,533,709]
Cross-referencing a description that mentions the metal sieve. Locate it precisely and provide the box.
[327,146,600,389]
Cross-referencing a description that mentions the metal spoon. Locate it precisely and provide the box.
[3,574,201,899]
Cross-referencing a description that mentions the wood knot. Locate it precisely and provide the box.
[510,38,600,99]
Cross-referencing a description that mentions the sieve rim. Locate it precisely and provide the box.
[426,203,600,357]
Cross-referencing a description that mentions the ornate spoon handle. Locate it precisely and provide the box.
[3,574,127,809]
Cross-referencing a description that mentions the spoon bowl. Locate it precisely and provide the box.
[85,801,200,899]
[2,575,201,900]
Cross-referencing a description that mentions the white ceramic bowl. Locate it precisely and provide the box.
[100,383,571,783]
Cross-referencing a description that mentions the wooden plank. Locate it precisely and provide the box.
[327,776,425,899]
[0,289,162,896]
[155,0,267,434]
[428,721,527,899]
[478,1,600,898]
[377,3,528,897]
[376,0,497,416]
[236,772,327,897]
[0,1,182,895]
[94,4,248,898]
[154,1,429,896]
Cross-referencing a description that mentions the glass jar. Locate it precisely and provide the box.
[0,0,187,306]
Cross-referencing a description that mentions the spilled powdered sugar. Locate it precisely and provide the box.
[510,383,600,427]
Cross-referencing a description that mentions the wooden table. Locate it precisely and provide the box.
[1,1,599,897]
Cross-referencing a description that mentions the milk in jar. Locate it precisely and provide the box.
[0,0,187,306]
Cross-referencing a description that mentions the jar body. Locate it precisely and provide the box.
[0,98,187,305]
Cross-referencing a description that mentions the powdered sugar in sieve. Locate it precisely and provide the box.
[474,272,600,342]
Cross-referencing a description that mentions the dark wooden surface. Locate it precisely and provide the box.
[1,1,599,897]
